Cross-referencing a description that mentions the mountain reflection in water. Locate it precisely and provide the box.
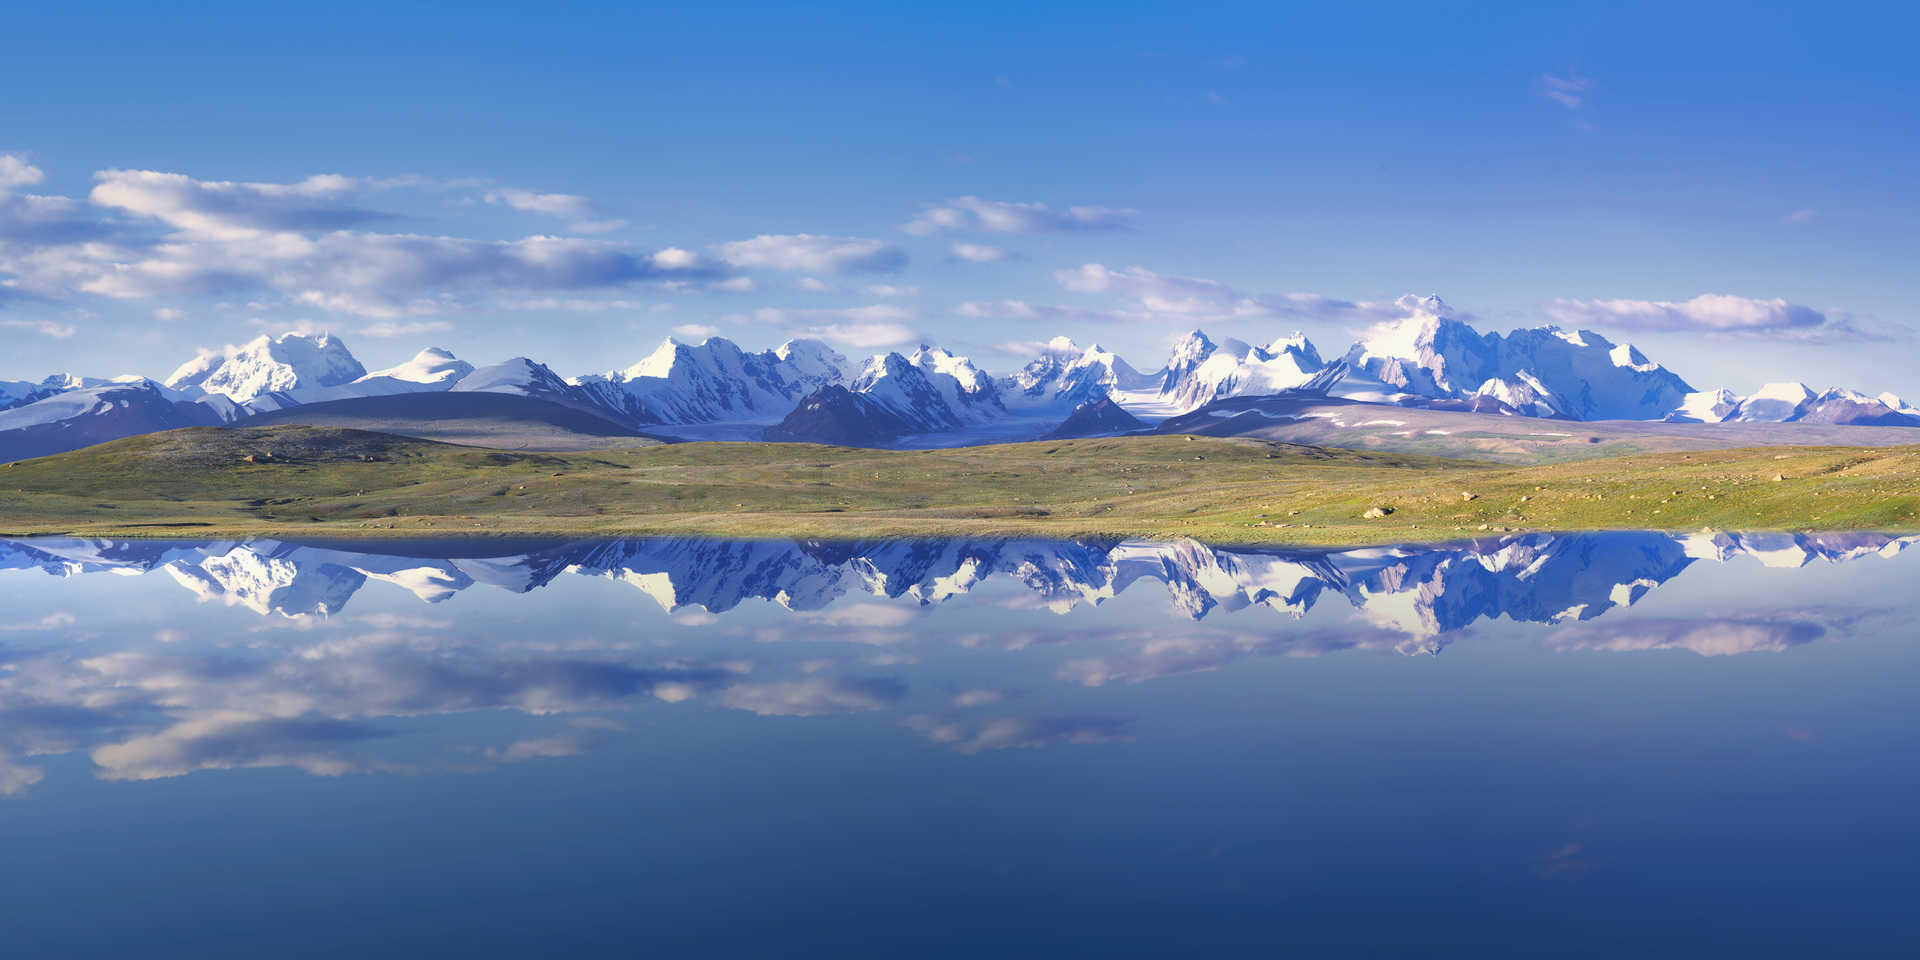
[4,529,1910,632]
[1,530,1916,956]
[0,530,1906,794]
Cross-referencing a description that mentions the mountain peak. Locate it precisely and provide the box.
[365,347,474,385]
[774,338,852,382]
[628,338,692,379]
[1267,332,1315,356]
[1168,330,1216,367]
[168,331,365,402]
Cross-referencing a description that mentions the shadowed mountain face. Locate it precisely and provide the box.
[1146,394,1920,463]
[763,384,918,446]
[5,531,1909,644]
[1045,397,1147,439]
[232,391,664,450]
[0,381,223,462]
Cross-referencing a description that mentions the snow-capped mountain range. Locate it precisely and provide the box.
[3,296,1917,459]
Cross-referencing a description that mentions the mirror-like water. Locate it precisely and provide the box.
[0,532,1915,957]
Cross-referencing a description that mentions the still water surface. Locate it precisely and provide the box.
[0,532,1915,957]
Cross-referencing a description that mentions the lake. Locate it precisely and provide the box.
[0,532,1914,957]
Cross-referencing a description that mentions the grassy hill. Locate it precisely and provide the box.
[1,425,1917,544]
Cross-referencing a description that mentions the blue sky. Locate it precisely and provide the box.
[3,0,1917,396]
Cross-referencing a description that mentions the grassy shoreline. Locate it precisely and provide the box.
[3,426,1917,545]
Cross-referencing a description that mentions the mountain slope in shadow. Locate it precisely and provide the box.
[233,392,667,451]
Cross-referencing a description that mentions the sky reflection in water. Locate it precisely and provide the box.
[0,532,1914,957]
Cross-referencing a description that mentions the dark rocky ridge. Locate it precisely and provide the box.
[764,385,916,447]
[1045,397,1147,439]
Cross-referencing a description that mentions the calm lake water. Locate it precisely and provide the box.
[0,532,1915,957]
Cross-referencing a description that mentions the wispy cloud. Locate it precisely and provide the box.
[1022,262,1445,331]
[355,319,453,338]
[483,188,627,234]
[1539,71,1591,110]
[91,169,386,238]
[795,320,920,348]
[717,676,907,717]
[1542,293,1893,342]
[1781,208,1819,225]
[0,154,45,190]
[1545,616,1827,656]
[739,303,921,348]
[0,161,724,320]
[902,713,1131,753]
[796,604,917,628]
[950,242,1007,262]
[902,196,1135,235]
[716,234,906,274]
[0,317,77,338]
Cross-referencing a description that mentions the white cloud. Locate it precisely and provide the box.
[797,320,920,348]
[153,306,185,322]
[91,169,376,240]
[711,276,755,292]
[672,323,720,339]
[500,296,662,313]
[990,338,1056,357]
[957,299,1136,326]
[90,711,368,781]
[1056,263,1233,304]
[902,713,1130,753]
[0,611,77,631]
[903,196,1135,235]
[355,320,454,338]
[797,604,916,628]
[73,229,712,316]
[0,317,77,338]
[1540,71,1591,109]
[483,189,626,234]
[568,219,629,235]
[797,276,832,292]
[0,154,45,190]
[483,188,592,219]
[1041,263,1433,329]
[1542,293,1883,342]
[716,233,906,273]
[483,732,595,763]
[742,303,922,348]
[717,676,905,717]
[1057,627,1414,687]
[651,247,699,269]
[900,206,967,235]
[0,758,45,796]
[950,242,1007,262]
[1546,617,1824,656]
[951,688,1007,708]
[1781,208,1818,225]
[865,283,915,297]
[0,163,723,319]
